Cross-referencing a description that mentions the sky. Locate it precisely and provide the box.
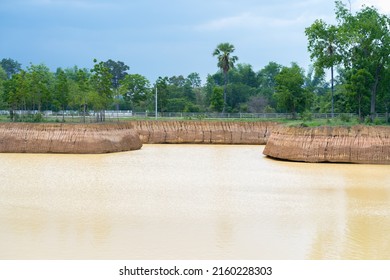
[1,0,389,83]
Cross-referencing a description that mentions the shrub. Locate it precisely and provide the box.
[33,113,43,122]
[300,110,312,121]
[339,113,351,122]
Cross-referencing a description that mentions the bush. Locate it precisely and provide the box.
[339,113,351,123]
[33,113,43,122]
[374,118,384,125]
[300,110,312,121]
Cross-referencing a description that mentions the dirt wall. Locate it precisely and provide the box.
[263,125,390,164]
[0,123,142,154]
[129,120,278,145]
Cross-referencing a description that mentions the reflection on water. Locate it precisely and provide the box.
[0,145,390,259]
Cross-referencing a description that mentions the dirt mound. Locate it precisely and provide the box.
[0,123,142,154]
[263,125,390,164]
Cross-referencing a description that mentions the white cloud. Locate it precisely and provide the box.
[195,12,308,32]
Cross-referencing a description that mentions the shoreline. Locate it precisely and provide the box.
[0,120,389,164]
[263,125,390,164]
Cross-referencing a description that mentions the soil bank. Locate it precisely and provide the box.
[0,122,142,154]
[263,125,390,164]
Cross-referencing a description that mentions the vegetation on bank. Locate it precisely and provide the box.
[0,1,389,124]
[0,111,387,128]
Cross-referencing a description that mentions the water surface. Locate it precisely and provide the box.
[0,145,389,259]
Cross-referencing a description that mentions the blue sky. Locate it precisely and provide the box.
[1,0,389,83]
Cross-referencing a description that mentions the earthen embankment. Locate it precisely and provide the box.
[129,120,279,144]
[263,125,390,164]
[0,123,142,154]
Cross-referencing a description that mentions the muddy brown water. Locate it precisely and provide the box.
[1,145,389,259]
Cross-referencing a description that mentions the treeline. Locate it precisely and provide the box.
[0,1,389,122]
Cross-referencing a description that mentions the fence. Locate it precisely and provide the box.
[1,110,388,123]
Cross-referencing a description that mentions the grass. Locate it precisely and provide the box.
[0,114,388,126]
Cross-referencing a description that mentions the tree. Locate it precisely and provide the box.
[120,74,150,110]
[0,66,6,108]
[378,65,390,122]
[274,63,305,118]
[0,58,22,79]
[3,70,29,120]
[103,59,129,110]
[231,63,257,87]
[210,87,224,112]
[155,76,169,113]
[305,19,342,117]
[186,72,202,88]
[212,42,238,113]
[90,59,113,122]
[347,69,373,120]
[334,1,390,121]
[72,69,91,122]
[53,68,69,121]
[257,62,282,109]
[27,63,53,112]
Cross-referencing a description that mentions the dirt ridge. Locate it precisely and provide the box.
[263,125,390,164]
[0,122,142,154]
[129,120,278,145]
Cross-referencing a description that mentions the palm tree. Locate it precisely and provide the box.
[213,43,238,113]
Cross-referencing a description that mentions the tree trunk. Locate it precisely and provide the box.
[331,65,334,118]
[223,71,228,114]
[370,64,382,122]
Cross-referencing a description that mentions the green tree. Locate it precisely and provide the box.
[103,59,129,110]
[0,66,6,108]
[27,63,53,112]
[155,76,169,113]
[212,42,238,113]
[378,66,390,122]
[72,69,91,122]
[257,62,282,109]
[3,70,29,120]
[53,68,69,121]
[210,87,224,112]
[186,72,202,88]
[90,59,113,122]
[120,74,150,110]
[0,58,22,79]
[305,19,342,117]
[274,63,305,118]
[347,69,373,120]
[335,1,390,121]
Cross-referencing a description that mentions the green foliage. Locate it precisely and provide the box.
[53,68,69,116]
[346,69,373,119]
[0,66,6,108]
[213,42,238,112]
[2,2,390,124]
[103,59,129,90]
[28,63,53,111]
[0,58,22,79]
[274,63,306,117]
[120,74,150,109]
[210,87,224,112]
[90,59,113,121]
[300,110,313,121]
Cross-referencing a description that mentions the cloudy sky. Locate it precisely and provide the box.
[1,0,389,83]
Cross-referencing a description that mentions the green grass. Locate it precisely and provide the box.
[0,114,388,126]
